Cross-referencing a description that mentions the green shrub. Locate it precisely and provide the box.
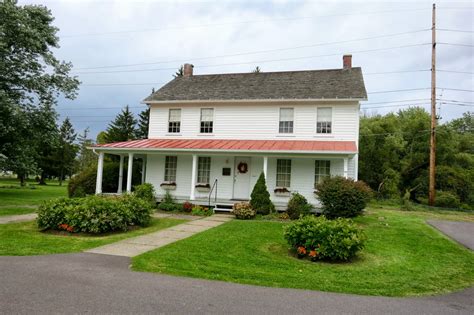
[286,193,312,220]
[134,183,156,207]
[250,172,275,215]
[316,176,372,219]
[157,191,180,211]
[283,215,365,261]
[37,195,152,234]
[68,162,142,197]
[434,191,461,209]
[232,202,256,220]
[191,205,212,216]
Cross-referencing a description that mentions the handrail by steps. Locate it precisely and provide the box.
[208,179,218,211]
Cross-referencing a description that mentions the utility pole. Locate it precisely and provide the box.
[429,3,436,206]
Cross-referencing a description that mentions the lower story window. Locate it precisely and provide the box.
[197,157,211,184]
[276,159,291,187]
[164,156,177,182]
[314,160,330,188]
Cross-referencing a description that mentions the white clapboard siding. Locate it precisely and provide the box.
[148,102,359,141]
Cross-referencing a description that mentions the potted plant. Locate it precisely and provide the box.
[274,187,291,197]
[160,182,177,190]
[195,183,211,192]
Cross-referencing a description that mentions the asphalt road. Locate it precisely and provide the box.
[1,253,473,314]
[427,220,474,250]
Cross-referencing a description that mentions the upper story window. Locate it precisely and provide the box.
[200,108,214,133]
[276,159,291,188]
[164,156,178,182]
[197,157,211,184]
[168,109,181,133]
[279,108,294,133]
[317,107,332,134]
[314,160,330,188]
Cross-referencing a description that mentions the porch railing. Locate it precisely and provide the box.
[208,179,218,210]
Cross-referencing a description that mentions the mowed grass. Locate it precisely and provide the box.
[0,218,186,256]
[0,178,67,216]
[132,209,474,297]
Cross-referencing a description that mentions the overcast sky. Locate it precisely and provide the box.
[19,0,474,139]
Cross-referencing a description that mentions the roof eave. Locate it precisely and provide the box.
[141,97,367,105]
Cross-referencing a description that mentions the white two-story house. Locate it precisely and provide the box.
[92,55,367,210]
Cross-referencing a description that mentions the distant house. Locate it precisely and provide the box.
[92,55,367,210]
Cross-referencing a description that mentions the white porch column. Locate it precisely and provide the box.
[141,156,146,184]
[95,152,104,194]
[190,154,197,200]
[126,153,134,193]
[117,155,124,194]
[263,156,268,179]
[343,157,349,179]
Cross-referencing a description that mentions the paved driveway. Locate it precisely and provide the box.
[0,253,473,314]
[427,220,474,250]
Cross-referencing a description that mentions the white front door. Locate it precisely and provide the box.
[233,157,251,200]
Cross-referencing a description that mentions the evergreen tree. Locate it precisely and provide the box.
[252,66,261,73]
[173,65,184,78]
[104,105,138,143]
[250,172,275,214]
[54,118,79,185]
[137,108,150,139]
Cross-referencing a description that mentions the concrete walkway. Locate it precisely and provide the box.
[0,213,37,224]
[427,220,474,251]
[86,214,233,257]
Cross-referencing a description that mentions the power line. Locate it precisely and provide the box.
[437,28,474,33]
[364,69,430,75]
[74,29,430,70]
[437,69,474,74]
[438,42,474,47]
[368,88,430,94]
[82,82,165,86]
[439,88,474,92]
[73,43,430,75]
[362,98,430,105]
[60,8,430,38]
[437,98,474,104]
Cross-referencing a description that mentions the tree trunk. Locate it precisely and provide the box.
[59,168,63,186]
[18,174,25,186]
[39,171,47,185]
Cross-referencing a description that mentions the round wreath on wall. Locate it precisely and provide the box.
[237,162,248,174]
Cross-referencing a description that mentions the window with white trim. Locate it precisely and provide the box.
[276,159,291,187]
[279,108,294,133]
[314,160,330,188]
[200,108,214,133]
[197,157,211,184]
[317,107,332,134]
[168,109,181,133]
[164,156,177,182]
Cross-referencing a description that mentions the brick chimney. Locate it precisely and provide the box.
[343,54,352,69]
[183,63,194,77]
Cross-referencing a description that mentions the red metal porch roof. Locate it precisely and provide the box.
[94,138,357,153]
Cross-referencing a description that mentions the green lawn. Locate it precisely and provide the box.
[0,218,186,256]
[132,209,474,297]
[0,178,67,216]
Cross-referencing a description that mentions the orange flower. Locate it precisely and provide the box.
[297,246,307,255]
[308,250,318,258]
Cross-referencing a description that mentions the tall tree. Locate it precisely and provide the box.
[77,128,96,171]
[137,108,150,139]
[54,118,79,185]
[252,66,261,73]
[104,105,138,143]
[0,0,80,185]
[173,65,184,78]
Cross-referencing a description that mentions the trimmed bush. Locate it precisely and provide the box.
[286,193,312,220]
[37,195,153,234]
[283,215,366,261]
[434,191,461,209]
[316,176,372,219]
[232,202,256,220]
[250,172,275,215]
[157,191,180,211]
[134,183,156,207]
[68,162,142,197]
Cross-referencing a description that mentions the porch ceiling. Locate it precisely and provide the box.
[90,138,357,155]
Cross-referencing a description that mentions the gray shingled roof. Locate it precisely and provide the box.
[143,67,367,102]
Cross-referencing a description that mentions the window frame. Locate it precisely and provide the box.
[276,159,292,188]
[316,107,333,134]
[168,108,181,134]
[278,107,294,134]
[314,160,331,188]
[200,108,214,134]
[197,156,211,184]
[164,156,178,182]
